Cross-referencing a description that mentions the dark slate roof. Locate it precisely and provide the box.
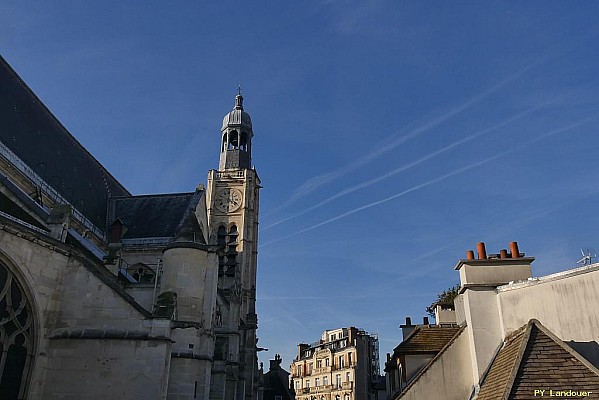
[393,325,461,354]
[0,55,129,230]
[478,319,599,400]
[109,191,203,239]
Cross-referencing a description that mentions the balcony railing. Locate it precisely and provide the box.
[313,366,332,374]
[302,382,354,394]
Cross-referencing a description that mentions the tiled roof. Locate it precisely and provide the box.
[0,55,129,230]
[393,325,461,354]
[476,325,528,400]
[478,319,599,399]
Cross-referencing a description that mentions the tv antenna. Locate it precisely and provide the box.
[577,248,596,266]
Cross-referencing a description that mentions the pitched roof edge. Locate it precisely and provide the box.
[501,321,534,400]
[392,325,422,353]
[0,55,130,197]
[397,325,467,399]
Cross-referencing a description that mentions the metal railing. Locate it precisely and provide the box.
[0,141,105,239]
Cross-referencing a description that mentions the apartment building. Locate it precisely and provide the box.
[290,327,380,400]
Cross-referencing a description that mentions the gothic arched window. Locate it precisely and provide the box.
[0,262,35,399]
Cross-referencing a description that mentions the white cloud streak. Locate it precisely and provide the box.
[266,61,542,217]
[262,102,549,232]
[260,118,593,248]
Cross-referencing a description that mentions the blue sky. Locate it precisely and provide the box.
[3,1,599,371]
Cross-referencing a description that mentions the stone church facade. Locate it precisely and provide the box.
[0,55,261,399]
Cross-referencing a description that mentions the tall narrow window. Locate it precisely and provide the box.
[240,132,248,151]
[217,226,227,276]
[217,225,238,277]
[0,262,35,400]
[225,225,238,277]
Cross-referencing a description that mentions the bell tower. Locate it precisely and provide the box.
[219,91,253,170]
[206,92,261,400]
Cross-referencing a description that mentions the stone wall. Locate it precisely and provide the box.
[0,221,172,399]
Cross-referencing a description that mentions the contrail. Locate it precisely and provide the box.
[266,60,542,215]
[259,118,592,248]
[261,104,543,231]
[262,83,595,232]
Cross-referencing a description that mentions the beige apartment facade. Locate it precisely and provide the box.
[290,327,380,400]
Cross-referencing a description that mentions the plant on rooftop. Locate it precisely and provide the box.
[426,284,460,317]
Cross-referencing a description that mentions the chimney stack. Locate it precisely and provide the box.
[477,242,487,260]
[423,316,430,325]
[466,250,475,260]
[499,249,508,259]
[400,317,416,340]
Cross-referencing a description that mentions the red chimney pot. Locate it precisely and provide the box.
[509,241,520,259]
[477,242,487,260]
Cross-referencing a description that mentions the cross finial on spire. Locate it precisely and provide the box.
[234,86,244,110]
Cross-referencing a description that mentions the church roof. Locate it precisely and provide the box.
[108,191,203,239]
[477,319,599,399]
[0,55,130,230]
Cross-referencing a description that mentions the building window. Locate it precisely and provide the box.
[218,225,238,277]
[348,352,352,366]
[214,337,229,361]
[323,376,328,386]
[315,378,319,387]
[295,381,300,389]
[305,380,310,388]
[297,365,302,376]
[339,355,345,368]
[346,372,350,382]
[0,262,35,399]
[332,334,336,341]
[336,374,341,388]
[325,357,329,366]
[316,359,322,368]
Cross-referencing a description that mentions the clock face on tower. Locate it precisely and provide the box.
[214,188,243,213]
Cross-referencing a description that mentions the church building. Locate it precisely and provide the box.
[0,55,261,399]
